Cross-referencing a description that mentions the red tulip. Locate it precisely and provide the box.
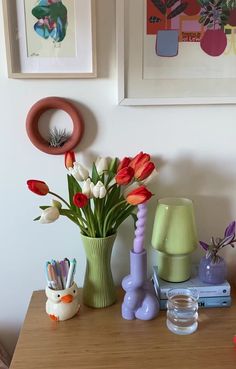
[134,161,155,181]
[65,151,76,169]
[117,157,131,172]
[27,180,49,196]
[126,185,152,205]
[73,193,88,208]
[115,167,134,185]
[129,152,150,170]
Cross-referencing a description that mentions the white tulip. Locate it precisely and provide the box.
[69,162,89,182]
[82,178,95,198]
[92,181,107,199]
[95,157,109,174]
[39,207,60,224]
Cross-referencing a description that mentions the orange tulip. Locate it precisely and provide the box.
[115,167,134,185]
[65,151,76,169]
[117,157,131,172]
[135,161,155,181]
[27,180,49,196]
[126,185,152,205]
[129,152,150,170]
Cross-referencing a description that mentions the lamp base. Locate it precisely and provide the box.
[157,251,191,282]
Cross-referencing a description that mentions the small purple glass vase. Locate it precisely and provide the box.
[121,250,160,320]
[198,255,227,284]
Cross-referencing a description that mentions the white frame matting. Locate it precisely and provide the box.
[3,0,97,79]
[116,0,236,106]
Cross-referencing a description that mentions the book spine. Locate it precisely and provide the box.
[160,296,232,310]
[159,285,231,299]
[152,275,231,298]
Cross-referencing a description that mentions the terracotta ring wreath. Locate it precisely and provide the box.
[26,97,84,155]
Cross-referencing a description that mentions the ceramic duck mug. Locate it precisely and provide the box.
[45,282,80,321]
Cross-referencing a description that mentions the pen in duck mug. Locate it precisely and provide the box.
[45,259,75,290]
[46,262,58,289]
[51,259,63,289]
[66,259,77,289]
[60,260,68,288]
[45,262,55,289]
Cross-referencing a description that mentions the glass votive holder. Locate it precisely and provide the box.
[166,288,199,335]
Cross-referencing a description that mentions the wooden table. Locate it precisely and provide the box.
[10,288,236,369]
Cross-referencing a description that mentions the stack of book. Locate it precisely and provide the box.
[152,266,231,310]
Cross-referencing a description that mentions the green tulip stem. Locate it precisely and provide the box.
[95,198,103,237]
[103,200,126,237]
[49,191,85,229]
[49,191,71,208]
[83,203,96,238]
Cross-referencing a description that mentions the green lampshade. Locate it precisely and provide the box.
[151,197,198,282]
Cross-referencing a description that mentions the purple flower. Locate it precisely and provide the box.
[224,221,235,238]
[199,220,236,256]
[199,241,209,251]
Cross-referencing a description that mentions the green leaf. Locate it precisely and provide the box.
[39,206,50,210]
[60,207,86,226]
[151,0,166,15]
[59,209,88,233]
[60,208,76,217]
[204,18,210,26]
[103,158,118,187]
[113,207,136,231]
[108,157,118,173]
[104,202,129,234]
[101,173,105,184]
[67,174,76,211]
[32,6,50,19]
[199,15,207,23]
[104,185,121,213]
[166,0,179,8]
[67,174,82,208]
[50,3,67,24]
[167,2,187,19]
[85,203,98,237]
[33,216,40,221]
[91,163,100,184]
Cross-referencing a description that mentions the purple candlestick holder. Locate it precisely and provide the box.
[121,250,160,320]
[133,203,147,254]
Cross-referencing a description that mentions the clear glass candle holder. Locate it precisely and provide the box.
[166,288,199,335]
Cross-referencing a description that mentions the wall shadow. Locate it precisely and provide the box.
[96,0,116,79]
[70,99,98,152]
[0,325,20,358]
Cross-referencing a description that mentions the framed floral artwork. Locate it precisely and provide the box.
[3,0,97,78]
[117,0,236,105]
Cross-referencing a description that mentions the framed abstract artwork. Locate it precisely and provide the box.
[2,0,97,78]
[117,0,236,105]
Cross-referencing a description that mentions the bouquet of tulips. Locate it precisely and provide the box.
[27,151,157,238]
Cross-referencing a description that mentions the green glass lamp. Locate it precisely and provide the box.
[151,197,198,282]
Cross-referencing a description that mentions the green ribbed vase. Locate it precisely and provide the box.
[81,233,117,308]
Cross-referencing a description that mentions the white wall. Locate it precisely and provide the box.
[1,0,236,357]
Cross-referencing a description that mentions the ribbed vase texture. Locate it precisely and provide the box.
[81,234,116,308]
